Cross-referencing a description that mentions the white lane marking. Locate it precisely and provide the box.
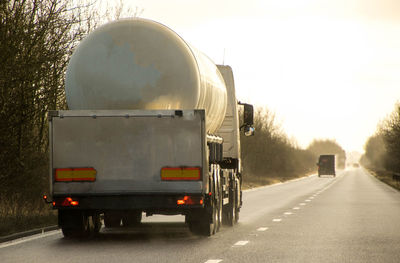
[0,230,61,249]
[309,197,314,199]
[272,218,282,222]
[257,227,268,231]
[300,203,306,206]
[293,207,300,210]
[305,199,311,202]
[205,260,223,263]
[234,240,249,246]
[284,212,293,215]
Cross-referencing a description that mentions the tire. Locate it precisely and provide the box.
[211,200,218,235]
[216,188,223,232]
[188,202,217,236]
[223,185,237,226]
[234,182,240,224]
[62,227,80,238]
[198,203,217,236]
[234,197,239,224]
[92,213,102,234]
[122,210,142,227]
[60,211,90,238]
[104,212,121,228]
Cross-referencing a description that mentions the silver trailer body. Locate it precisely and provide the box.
[50,110,207,197]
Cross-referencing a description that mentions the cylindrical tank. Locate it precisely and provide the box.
[65,18,227,133]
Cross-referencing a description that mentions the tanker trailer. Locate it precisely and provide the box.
[44,18,254,237]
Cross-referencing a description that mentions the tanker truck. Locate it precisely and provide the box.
[44,18,254,237]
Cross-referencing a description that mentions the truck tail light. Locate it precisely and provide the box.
[177,196,203,205]
[161,167,201,181]
[55,168,96,182]
[53,197,79,207]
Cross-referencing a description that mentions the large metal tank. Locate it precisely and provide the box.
[65,18,227,133]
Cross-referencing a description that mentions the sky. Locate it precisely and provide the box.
[106,0,400,152]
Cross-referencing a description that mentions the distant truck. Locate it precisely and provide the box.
[44,18,254,237]
[317,155,336,177]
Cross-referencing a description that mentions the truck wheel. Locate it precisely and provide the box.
[104,212,121,228]
[234,201,240,224]
[60,211,90,238]
[188,204,217,236]
[122,210,142,227]
[216,188,223,232]
[223,188,236,226]
[93,213,102,234]
[234,185,240,224]
[200,204,217,236]
[211,200,218,235]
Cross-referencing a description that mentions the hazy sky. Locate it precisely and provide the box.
[109,0,400,152]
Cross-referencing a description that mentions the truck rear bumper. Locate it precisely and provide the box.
[52,193,205,212]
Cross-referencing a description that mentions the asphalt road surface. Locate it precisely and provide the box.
[2,168,400,263]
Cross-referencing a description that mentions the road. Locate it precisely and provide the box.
[2,168,400,262]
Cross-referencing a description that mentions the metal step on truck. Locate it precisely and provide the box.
[44,18,254,237]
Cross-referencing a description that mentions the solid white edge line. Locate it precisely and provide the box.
[0,230,61,249]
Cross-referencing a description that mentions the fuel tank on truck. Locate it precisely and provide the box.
[65,18,227,133]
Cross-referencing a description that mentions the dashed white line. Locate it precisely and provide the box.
[293,207,300,210]
[299,203,306,206]
[257,227,269,231]
[234,240,249,246]
[284,212,293,215]
[305,199,311,202]
[204,260,223,263]
[272,218,282,222]
[309,197,314,199]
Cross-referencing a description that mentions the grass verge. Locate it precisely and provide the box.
[365,167,400,191]
[242,171,315,190]
[0,196,57,237]
[0,213,57,237]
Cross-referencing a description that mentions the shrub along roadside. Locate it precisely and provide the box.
[361,102,400,185]
[0,196,57,237]
[241,108,319,189]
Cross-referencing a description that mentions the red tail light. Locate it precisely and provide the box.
[177,196,203,205]
[53,197,79,207]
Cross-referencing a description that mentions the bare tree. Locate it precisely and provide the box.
[380,102,400,171]
[0,0,97,235]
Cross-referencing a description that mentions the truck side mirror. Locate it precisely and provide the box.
[244,126,255,137]
[238,102,255,136]
[243,104,254,126]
